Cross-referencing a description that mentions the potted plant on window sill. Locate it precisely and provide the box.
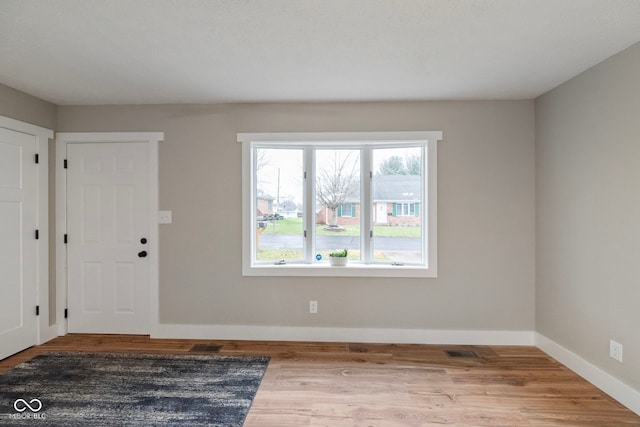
[329,249,348,266]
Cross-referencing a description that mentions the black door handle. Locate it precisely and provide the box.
[138,251,148,258]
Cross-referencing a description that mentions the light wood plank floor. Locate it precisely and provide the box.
[1,335,638,426]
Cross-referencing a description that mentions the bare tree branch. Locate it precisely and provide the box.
[316,151,359,225]
[256,149,270,172]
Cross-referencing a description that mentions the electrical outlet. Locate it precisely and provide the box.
[158,210,172,224]
[309,300,318,314]
[609,340,623,363]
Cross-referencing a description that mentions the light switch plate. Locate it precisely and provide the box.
[158,210,172,224]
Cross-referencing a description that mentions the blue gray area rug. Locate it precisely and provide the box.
[0,352,269,426]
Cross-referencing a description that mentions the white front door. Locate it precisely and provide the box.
[67,142,150,334]
[376,203,387,224]
[0,128,37,359]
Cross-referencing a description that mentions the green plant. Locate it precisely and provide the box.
[329,248,348,257]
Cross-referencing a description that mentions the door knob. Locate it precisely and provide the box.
[138,251,148,258]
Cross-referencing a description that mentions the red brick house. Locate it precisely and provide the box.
[256,194,274,217]
[316,175,421,227]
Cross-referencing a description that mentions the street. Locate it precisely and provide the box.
[259,234,421,251]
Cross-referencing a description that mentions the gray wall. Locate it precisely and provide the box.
[3,42,638,397]
[58,101,535,331]
[0,83,57,130]
[536,42,640,390]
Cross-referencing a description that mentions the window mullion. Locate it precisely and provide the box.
[423,143,432,267]
[249,143,257,266]
[304,147,314,263]
[361,146,372,263]
[422,144,429,266]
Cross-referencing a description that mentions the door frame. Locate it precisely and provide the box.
[0,115,54,345]
[55,132,163,336]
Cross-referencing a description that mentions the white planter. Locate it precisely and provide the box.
[329,256,348,266]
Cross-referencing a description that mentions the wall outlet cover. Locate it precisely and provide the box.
[309,300,318,314]
[158,210,172,224]
[609,339,623,363]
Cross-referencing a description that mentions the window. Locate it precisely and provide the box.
[338,203,356,217]
[254,148,304,262]
[394,203,419,217]
[238,131,442,278]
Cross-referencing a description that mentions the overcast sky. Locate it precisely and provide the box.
[257,146,421,206]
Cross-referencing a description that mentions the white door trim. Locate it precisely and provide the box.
[0,115,54,345]
[56,132,163,336]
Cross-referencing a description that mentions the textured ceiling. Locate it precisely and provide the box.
[1,0,640,105]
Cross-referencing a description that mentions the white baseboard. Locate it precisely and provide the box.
[49,321,639,415]
[152,324,534,346]
[38,324,58,345]
[535,333,640,416]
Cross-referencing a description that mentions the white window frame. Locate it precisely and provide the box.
[238,131,442,278]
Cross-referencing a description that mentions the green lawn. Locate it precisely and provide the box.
[259,217,421,238]
[257,249,303,261]
[260,218,304,235]
[372,225,421,238]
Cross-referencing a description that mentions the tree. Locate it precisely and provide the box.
[404,154,421,175]
[316,152,359,226]
[278,199,297,212]
[256,149,270,172]
[378,155,406,175]
[255,149,271,196]
[377,154,421,176]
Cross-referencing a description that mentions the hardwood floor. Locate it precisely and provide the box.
[1,335,638,426]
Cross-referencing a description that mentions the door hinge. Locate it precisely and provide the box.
[36,305,40,316]
[64,159,68,169]
[35,229,39,240]
[304,230,307,237]
[64,308,68,319]
[64,234,68,244]
[35,153,39,164]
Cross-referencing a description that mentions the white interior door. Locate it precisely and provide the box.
[67,142,150,334]
[0,128,37,359]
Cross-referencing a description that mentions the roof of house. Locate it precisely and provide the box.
[373,175,421,202]
[257,193,275,201]
[340,175,421,203]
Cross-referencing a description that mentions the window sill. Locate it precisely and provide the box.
[243,262,437,278]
